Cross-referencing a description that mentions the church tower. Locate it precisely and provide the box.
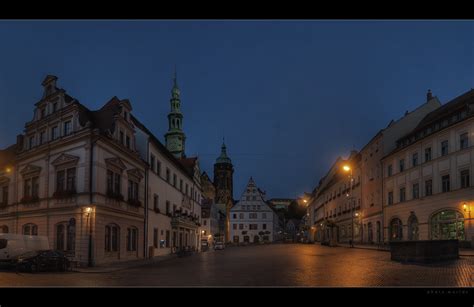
[214,140,234,242]
[214,140,234,204]
[165,71,186,158]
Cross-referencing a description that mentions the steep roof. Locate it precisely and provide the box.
[179,157,198,177]
[131,114,195,181]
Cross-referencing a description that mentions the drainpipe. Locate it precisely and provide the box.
[88,133,95,267]
[144,139,149,259]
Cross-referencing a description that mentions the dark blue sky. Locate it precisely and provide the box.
[1,21,474,199]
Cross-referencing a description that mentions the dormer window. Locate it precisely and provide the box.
[123,111,128,122]
[40,108,46,119]
[53,102,58,113]
[29,136,35,149]
[64,121,72,136]
[119,131,124,145]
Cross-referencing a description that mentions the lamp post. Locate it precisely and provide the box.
[342,164,354,247]
[85,207,93,267]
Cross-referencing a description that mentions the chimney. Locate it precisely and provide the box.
[427,89,433,102]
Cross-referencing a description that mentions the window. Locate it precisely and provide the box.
[66,168,76,191]
[51,126,58,140]
[128,180,139,201]
[173,204,176,214]
[239,213,244,219]
[262,213,267,219]
[441,140,449,156]
[233,224,237,230]
[461,170,470,189]
[39,131,46,145]
[29,136,35,149]
[431,210,464,240]
[166,201,170,215]
[425,147,432,162]
[442,175,450,193]
[166,168,170,182]
[126,135,131,149]
[150,154,155,172]
[387,164,393,176]
[263,224,267,230]
[153,194,159,211]
[412,153,418,167]
[1,186,8,206]
[123,111,128,121]
[120,131,124,145]
[127,227,138,252]
[249,224,258,230]
[399,187,406,202]
[173,174,177,187]
[23,223,38,236]
[53,102,58,113]
[156,160,161,176]
[64,121,72,136]
[460,133,469,149]
[56,170,65,192]
[249,213,257,219]
[233,214,237,219]
[180,179,183,191]
[105,224,119,252]
[24,179,31,198]
[399,159,405,172]
[239,224,244,230]
[412,183,419,199]
[31,177,39,198]
[153,228,158,248]
[203,220,207,226]
[106,170,121,196]
[425,179,433,196]
[185,183,188,195]
[40,108,46,119]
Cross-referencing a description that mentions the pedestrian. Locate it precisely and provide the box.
[349,239,353,248]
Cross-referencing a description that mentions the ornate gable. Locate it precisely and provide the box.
[51,153,80,168]
[20,164,42,177]
[105,157,127,173]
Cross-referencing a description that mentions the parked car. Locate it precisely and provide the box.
[214,242,225,250]
[16,250,70,272]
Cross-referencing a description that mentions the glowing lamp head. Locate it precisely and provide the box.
[355,212,359,217]
[5,167,11,174]
[463,203,468,211]
[85,207,92,214]
[343,165,351,172]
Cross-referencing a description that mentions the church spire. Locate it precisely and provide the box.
[165,68,186,158]
[216,139,232,164]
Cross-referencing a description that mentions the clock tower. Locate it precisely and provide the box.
[213,140,234,242]
[165,71,186,158]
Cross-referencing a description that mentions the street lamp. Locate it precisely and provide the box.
[84,207,93,267]
[342,164,355,247]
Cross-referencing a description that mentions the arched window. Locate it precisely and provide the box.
[126,227,138,252]
[23,223,38,236]
[407,214,419,241]
[430,210,464,240]
[389,218,403,241]
[105,224,120,252]
[0,225,8,233]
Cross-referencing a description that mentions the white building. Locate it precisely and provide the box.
[383,89,474,246]
[230,178,280,244]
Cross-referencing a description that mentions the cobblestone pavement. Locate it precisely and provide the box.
[0,244,472,287]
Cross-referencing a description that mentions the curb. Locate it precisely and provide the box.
[72,254,178,273]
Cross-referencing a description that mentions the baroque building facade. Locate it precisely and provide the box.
[0,74,203,266]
